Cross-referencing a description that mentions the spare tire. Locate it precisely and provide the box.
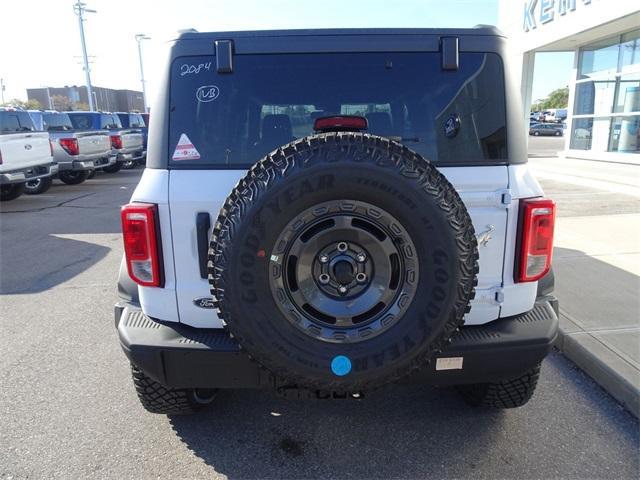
[209,133,478,390]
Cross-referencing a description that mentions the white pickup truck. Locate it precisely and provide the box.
[0,109,57,201]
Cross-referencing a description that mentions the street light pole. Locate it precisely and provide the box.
[0,78,5,105]
[73,1,96,111]
[135,34,151,112]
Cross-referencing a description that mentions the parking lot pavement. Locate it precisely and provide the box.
[1,169,639,479]
[528,135,565,158]
[532,157,640,417]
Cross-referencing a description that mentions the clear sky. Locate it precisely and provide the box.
[532,52,574,103]
[0,0,571,106]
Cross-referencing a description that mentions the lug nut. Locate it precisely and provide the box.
[356,272,367,284]
[319,254,329,264]
[338,285,348,294]
[356,253,366,262]
[337,242,348,252]
[319,273,330,284]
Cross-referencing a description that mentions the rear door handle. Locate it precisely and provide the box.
[196,212,211,279]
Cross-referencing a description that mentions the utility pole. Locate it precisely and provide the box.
[73,1,96,111]
[0,78,5,105]
[135,34,151,112]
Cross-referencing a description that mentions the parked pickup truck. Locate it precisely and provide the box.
[67,112,144,174]
[116,112,147,168]
[0,108,57,201]
[26,111,114,193]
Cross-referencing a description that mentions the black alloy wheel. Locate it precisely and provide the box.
[270,200,418,343]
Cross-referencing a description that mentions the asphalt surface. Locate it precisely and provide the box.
[528,134,565,158]
[1,169,639,479]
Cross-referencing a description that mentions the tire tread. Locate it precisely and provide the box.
[208,133,479,390]
[456,364,542,408]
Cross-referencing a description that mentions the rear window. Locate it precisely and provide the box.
[128,114,145,128]
[117,113,145,128]
[28,111,44,130]
[0,111,36,133]
[43,113,74,131]
[100,114,122,129]
[68,114,93,130]
[168,52,507,167]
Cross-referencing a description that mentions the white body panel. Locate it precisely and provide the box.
[439,167,508,325]
[130,163,545,328]
[130,169,180,322]
[500,163,544,317]
[0,132,52,172]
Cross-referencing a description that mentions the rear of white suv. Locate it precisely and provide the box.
[115,28,558,415]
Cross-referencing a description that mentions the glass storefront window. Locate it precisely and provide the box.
[609,116,640,153]
[591,117,613,152]
[620,30,640,70]
[570,118,593,150]
[579,37,621,80]
[574,81,616,115]
[573,30,640,156]
[615,77,640,113]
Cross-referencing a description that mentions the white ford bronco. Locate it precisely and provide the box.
[116,27,559,415]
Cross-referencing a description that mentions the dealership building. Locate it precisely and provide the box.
[26,85,144,113]
[499,0,640,162]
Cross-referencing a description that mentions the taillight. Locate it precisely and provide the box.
[49,140,54,157]
[59,138,79,156]
[314,115,368,132]
[516,198,556,283]
[111,135,123,149]
[121,203,163,287]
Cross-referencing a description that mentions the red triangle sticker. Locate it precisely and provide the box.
[172,133,201,161]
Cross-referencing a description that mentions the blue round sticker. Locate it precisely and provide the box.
[331,356,352,376]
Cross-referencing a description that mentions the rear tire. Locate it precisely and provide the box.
[122,160,137,169]
[59,170,89,185]
[103,162,122,174]
[534,131,540,136]
[0,183,26,201]
[24,176,53,195]
[130,364,217,415]
[456,364,541,409]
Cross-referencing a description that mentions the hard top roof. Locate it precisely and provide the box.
[173,26,504,41]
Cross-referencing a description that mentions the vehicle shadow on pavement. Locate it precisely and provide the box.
[0,173,132,294]
[167,351,639,479]
[0,234,111,294]
[552,246,639,330]
[169,385,506,479]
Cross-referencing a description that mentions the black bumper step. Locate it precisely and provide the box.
[116,299,558,389]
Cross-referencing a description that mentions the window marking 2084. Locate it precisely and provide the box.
[180,62,212,76]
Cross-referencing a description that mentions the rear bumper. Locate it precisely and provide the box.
[117,149,145,161]
[0,162,58,185]
[116,298,559,389]
[58,155,114,172]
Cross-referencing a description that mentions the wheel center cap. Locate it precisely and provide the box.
[333,260,355,284]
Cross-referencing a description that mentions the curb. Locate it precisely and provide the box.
[561,155,640,167]
[554,318,640,418]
